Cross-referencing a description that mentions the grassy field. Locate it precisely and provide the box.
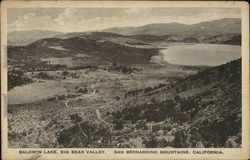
[8,81,67,105]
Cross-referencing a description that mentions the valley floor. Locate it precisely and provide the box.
[8,61,199,148]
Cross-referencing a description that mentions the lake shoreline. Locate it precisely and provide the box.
[159,43,241,66]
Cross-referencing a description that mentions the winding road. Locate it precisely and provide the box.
[64,84,111,127]
[95,108,110,126]
[64,85,96,108]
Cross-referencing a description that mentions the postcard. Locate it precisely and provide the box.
[1,1,249,160]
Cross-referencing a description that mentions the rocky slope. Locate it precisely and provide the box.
[110,58,241,148]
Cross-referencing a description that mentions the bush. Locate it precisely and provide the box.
[37,72,53,80]
[114,120,124,130]
[8,69,33,90]
[57,121,112,147]
[70,114,82,123]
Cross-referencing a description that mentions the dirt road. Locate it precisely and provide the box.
[64,84,111,129]
[65,85,96,108]
[95,108,110,126]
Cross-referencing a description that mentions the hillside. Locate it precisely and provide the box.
[109,59,241,148]
[126,33,241,45]
[101,18,241,45]
[202,34,241,45]
[103,18,241,36]
[8,32,159,68]
[103,22,189,36]
[7,30,63,46]
[188,18,241,36]
[7,31,160,90]
[8,18,241,46]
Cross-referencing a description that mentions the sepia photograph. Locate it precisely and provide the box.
[1,1,249,160]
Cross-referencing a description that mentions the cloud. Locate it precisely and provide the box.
[9,12,56,32]
[23,13,36,21]
[55,8,82,25]
[8,8,241,33]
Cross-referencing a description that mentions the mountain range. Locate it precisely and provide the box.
[7,18,241,46]
[103,18,241,36]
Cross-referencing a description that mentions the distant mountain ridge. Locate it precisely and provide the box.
[8,18,241,46]
[103,22,189,36]
[102,18,241,36]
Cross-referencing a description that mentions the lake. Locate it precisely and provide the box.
[160,43,241,66]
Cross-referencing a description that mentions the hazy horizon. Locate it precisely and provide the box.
[8,8,241,33]
[8,17,241,34]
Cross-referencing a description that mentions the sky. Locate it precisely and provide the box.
[7,8,241,33]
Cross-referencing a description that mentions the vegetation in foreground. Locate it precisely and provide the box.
[8,58,241,148]
[110,59,241,148]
